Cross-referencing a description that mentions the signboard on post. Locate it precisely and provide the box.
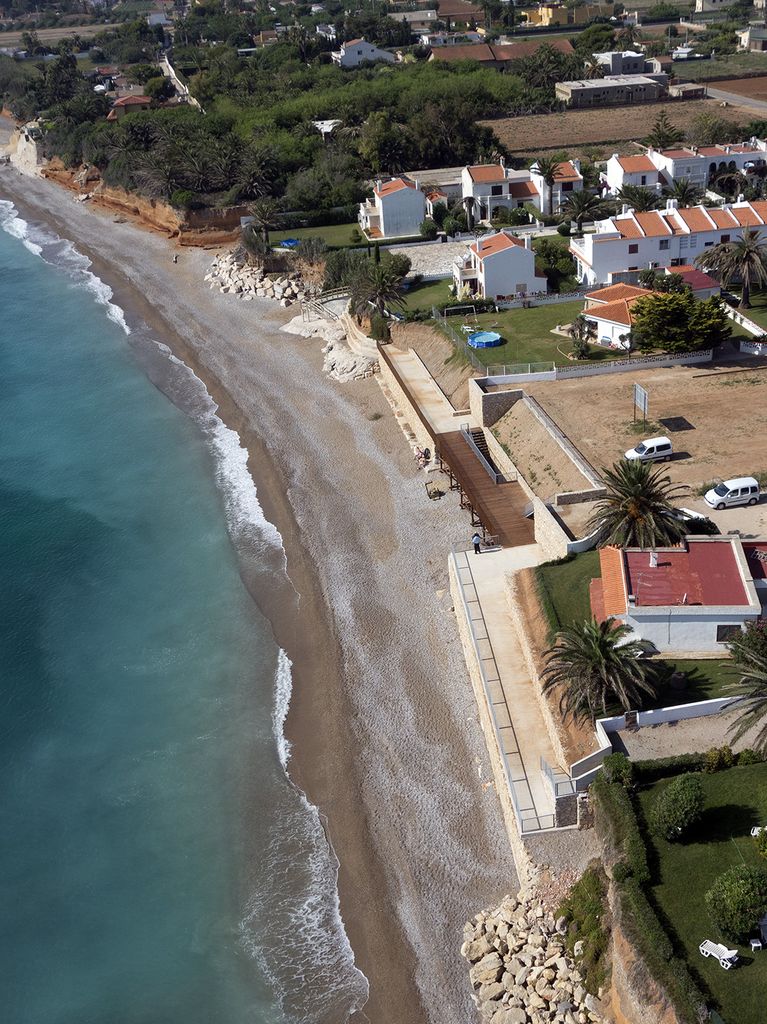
[633,382,648,425]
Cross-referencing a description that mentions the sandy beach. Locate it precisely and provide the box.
[0,152,518,1023]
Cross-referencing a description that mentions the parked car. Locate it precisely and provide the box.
[624,436,673,463]
[704,477,761,510]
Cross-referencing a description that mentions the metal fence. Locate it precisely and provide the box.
[459,423,505,483]
[486,361,555,377]
[432,306,488,374]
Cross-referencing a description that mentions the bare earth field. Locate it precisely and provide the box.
[482,99,754,159]
[524,358,767,493]
[708,76,767,102]
[0,23,118,46]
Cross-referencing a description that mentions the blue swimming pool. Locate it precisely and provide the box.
[468,330,502,349]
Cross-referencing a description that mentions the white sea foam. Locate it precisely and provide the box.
[0,199,130,333]
[273,648,294,770]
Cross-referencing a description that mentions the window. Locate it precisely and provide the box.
[628,243,639,254]
[704,241,714,247]
[491,185,502,196]
[689,234,698,249]
[659,239,669,250]
[641,175,646,185]
[680,236,689,249]
[563,181,573,191]
[721,234,730,243]
[717,625,742,643]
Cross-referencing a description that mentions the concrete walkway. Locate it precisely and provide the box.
[454,544,564,833]
[385,346,466,434]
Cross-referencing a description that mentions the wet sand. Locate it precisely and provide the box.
[0,162,518,1024]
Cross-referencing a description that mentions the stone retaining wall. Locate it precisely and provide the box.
[377,348,434,454]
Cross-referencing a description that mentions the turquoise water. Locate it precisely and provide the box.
[0,199,366,1024]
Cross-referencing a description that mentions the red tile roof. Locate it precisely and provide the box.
[667,266,719,292]
[430,43,495,62]
[467,163,506,183]
[624,539,749,608]
[597,547,628,619]
[586,283,651,304]
[508,180,538,199]
[554,160,581,182]
[618,155,656,173]
[470,232,524,259]
[675,207,714,233]
[634,211,672,237]
[491,38,574,59]
[374,177,415,198]
[113,95,151,106]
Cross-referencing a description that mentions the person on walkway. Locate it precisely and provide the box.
[472,532,482,555]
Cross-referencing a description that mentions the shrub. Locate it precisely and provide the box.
[571,335,590,359]
[705,865,767,940]
[650,773,704,841]
[739,748,763,766]
[170,188,203,210]
[591,775,650,883]
[419,219,438,240]
[704,745,736,773]
[557,865,610,993]
[368,311,390,342]
[729,619,767,663]
[602,752,634,789]
[612,861,631,883]
[557,221,571,237]
[634,752,708,783]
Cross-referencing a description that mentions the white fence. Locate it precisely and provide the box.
[484,347,713,386]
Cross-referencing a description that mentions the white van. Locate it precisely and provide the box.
[704,477,761,510]
[624,436,673,463]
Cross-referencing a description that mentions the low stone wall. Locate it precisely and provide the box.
[470,379,524,428]
[377,347,434,454]
[505,572,570,774]
[532,498,570,563]
[449,558,536,888]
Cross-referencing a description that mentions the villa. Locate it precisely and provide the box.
[570,197,767,286]
[331,38,395,67]
[604,139,767,194]
[461,159,583,221]
[106,95,152,121]
[529,159,583,214]
[358,177,426,238]
[452,230,543,300]
[582,283,652,347]
[590,536,766,654]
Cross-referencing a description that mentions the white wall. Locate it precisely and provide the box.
[480,246,539,299]
[625,607,759,654]
[584,314,628,347]
[379,188,426,237]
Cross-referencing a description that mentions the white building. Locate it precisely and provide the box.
[452,230,543,301]
[582,283,652,347]
[331,38,396,67]
[390,9,439,34]
[570,198,767,286]
[316,23,337,40]
[593,50,646,75]
[590,538,764,655]
[421,31,483,46]
[461,162,542,220]
[529,158,583,214]
[694,0,729,10]
[603,153,664,194]
[358,177,426,238]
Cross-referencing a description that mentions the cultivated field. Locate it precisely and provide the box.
[482,99,754,159]
[523,357,767,492]
[0,24,118,46]
[709,75,767,102]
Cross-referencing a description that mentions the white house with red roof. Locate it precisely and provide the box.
[571,197,767,286]
[582,283,652,347]
[604,140,767,194]
[358,176,426,238]
[590,537,763,654]
[461,160,542,220]
[331,38,395,67]
[452,229,542,300]
[529,158,584,214]
[106,95,151,121]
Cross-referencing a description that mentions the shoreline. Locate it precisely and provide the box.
[0,162,519,1023]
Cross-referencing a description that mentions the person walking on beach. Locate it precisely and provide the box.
[172,253,178,264]
[472,532,482,555]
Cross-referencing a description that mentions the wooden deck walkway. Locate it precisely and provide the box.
[436,431,534,548]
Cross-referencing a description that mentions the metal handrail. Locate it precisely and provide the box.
[459,423,503,484]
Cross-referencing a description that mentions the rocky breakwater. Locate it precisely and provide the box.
[462,891,605,1024]
[205,252,305,307]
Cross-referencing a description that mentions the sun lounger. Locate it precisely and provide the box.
[699,940,738,969]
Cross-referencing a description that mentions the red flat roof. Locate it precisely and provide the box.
[624,539,749,608]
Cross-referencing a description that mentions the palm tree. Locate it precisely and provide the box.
[350,261,407,321]
[587,459,688,548]
[247,197,282,244]
[696,229,767,309]
[582,58,606,80]
[532,155,561,216]
[725,651,767,752]
[463,195,476,230]
[616,184,661,212]
[560,190,610,233]
[714,170,747,200]
[542,618,656,724]
[663,177,703,207]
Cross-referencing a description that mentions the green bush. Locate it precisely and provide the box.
[591,775,650,883]
[650,773,704,841]
[755,830,767,860]
[602,752,634,790]
[170,189,203,210]
[368,311,390,342]
[705,864,767,940]
[739,748,763,766]
[612,861,631,883]
[634,753,708,783]
[557,221,572,237]
[557,865,610,993]
[419,219,438,240]
[704,745,736,773]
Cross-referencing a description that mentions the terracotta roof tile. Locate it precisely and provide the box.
[731,203,765,227]
[597,547,627,619]
[634,211,672,237]
[586,283,651,303]
[554,160,582,182]
[707,208,738,229]
[614,216,643,240]
[617,155,656,173]
[467,163,505,183]
[508,180,538,198]
[470,232,524,259]
[676,207,714,233]
[374,177,415,198]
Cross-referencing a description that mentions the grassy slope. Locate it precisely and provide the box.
[638,765,767,1024]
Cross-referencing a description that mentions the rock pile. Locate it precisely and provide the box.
[205,252,306,307]
[462,891,604,1024]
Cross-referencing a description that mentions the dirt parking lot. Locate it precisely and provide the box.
[524,357,767,499]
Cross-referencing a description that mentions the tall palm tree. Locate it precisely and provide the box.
[247,197,282,244]
[726,651,767,752]
[696,229,767,309]
[350,261,407,321]
[616,184,661,212]
[560,190,610,233]
[582,58,606,80]
[587,459,688,548]
[532,155,561,216]
[714,170,747,200]
[542,618,656,724]
[463,195,476,230]
[663,177,703,207]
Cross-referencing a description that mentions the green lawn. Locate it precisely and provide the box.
[638,765,767,1024]
[646,657,737,707]
[402,278,451,310]
[271,223,360,247]
[535,550,600,637]
[464,302,617,367]
[729,290,767,331]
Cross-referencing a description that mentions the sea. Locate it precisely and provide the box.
[0,197,368,1024]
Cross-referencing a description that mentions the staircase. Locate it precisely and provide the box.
[460,424,507,484]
